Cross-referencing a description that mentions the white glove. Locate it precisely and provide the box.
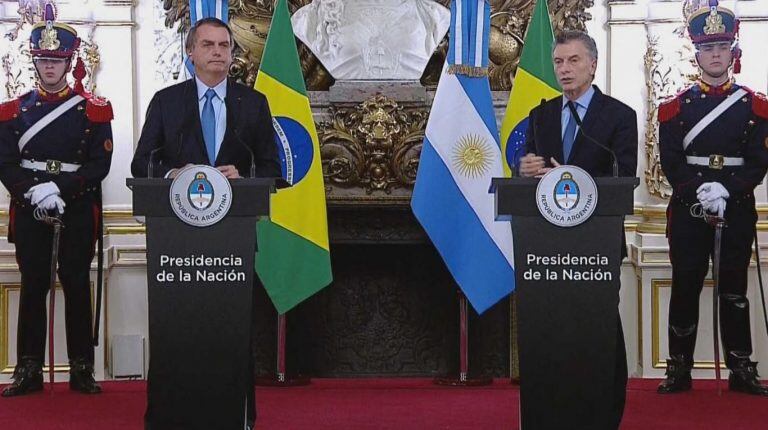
[37,194,66,214]
[23,181,60,205]
[696,182,729,204]
[702,196,726,218]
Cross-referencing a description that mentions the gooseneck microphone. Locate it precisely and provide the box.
[566,101,619,177]
[533,98,546,168]
[147,146,164,178]
[233,128,256,178]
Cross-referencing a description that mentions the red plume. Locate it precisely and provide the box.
[73,57,86,94]
[733,20,741,74]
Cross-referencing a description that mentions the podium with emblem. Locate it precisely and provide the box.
[491,168,637,430]
[128,167,275,430]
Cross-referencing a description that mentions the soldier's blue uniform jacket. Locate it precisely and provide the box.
[659,82,768,207]
[0,87,113,214]
[0,86,113,369]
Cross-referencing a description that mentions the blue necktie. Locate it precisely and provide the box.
[202,89,217,165]
[563,101,578,163]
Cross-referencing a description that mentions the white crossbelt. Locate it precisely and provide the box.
[18,95,85,152]
[682,88,748,151]
[686,155,744,167]
[20,159,81,173]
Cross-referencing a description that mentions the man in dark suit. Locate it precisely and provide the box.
[131,19,280,180]
[519,30,638,429]
[131,17,280,430]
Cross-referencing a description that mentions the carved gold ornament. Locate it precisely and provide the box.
[643,36,672,200]
[318,95,429,195]
[40,24,61,50]
[643,22,699,201]
[703,9,725,35]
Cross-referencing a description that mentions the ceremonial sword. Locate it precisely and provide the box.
[34,207,63,392]
[691,203,725,396]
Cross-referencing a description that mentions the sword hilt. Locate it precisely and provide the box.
[690,203,727,227]
[33,207,63,227]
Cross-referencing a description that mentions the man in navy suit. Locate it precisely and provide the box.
[131,17,280,430]
[131,18,280,180]
[519,30,638,430]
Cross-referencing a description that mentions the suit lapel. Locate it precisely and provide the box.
[216,80,242,165]
[183,79,208,162]
[547,96,565,164]
[569,86,604,162]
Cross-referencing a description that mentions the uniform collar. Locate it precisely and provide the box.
[698,79,735,96]
[36,85,73,102]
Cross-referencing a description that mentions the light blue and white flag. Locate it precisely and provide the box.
[411,0,515,314]
[185,0,229,76]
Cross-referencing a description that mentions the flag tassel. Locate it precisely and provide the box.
[447,64,488,77]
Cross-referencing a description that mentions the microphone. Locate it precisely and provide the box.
[566,101,619,177]
[533,98,546,169]
[233,128,256,178]
[147,146,163,178]
[175,131,185,166]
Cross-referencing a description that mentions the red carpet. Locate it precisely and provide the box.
[0,378,766,429]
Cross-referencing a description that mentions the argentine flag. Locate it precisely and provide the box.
[411,0,515,314]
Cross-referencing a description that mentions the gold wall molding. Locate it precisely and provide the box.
[1,283,95,374]
[0,18,136,27]
[635,205,768,234]
[636,275,643,368]
[0,206,765,237]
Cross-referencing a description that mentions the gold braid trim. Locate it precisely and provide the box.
[447,64,488,77]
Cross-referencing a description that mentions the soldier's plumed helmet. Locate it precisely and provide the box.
[687,0,737,45]
[30,3,80,59]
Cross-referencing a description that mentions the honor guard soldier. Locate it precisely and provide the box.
[657,0,768,395]
[0,3,113,397]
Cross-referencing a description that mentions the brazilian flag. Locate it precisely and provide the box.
[500,0,561,176]
[254,0,332,313]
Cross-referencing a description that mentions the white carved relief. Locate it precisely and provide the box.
[153,0,183,85]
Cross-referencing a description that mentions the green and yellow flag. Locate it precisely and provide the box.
[500,0,561,176]
[254,0,332,314]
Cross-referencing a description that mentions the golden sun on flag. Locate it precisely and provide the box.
[452,134,492,178]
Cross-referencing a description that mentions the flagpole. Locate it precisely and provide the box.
[434,291,492,387]
[510,293,520,385]
[277,313,286,382]
[254,312,310,387]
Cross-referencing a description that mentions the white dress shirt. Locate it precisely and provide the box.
[560,85,595,142]
[195,76,227,160]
